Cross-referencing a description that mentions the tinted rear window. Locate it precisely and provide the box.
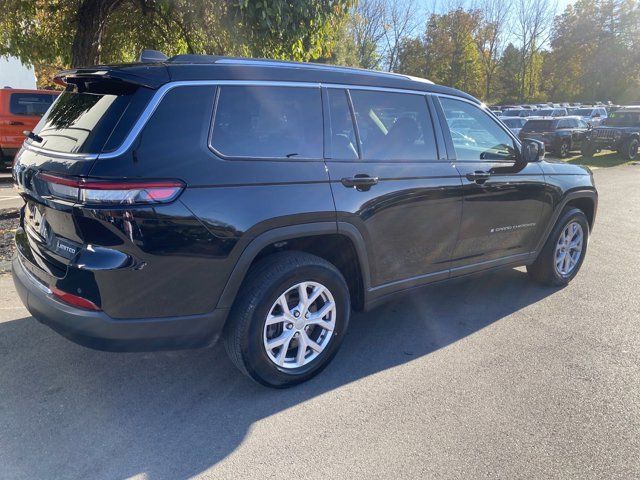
[211,86,323,159]
[29,85,153,154]
[349,90,437,161]
[522,120,556,132]
[10,93,56,116]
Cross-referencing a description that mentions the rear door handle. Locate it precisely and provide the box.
[8,121,24,126]
[340,174,379,191]
[465,171,491,184]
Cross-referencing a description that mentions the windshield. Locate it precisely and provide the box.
[575,108,594,116]
[537,109,554,116]
[603,111,640,126]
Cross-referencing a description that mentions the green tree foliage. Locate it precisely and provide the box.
[422,9,483,98]
[496,43,523,103]
[0,0,352,75]
[546,0,640,103]
[395,37,427,77]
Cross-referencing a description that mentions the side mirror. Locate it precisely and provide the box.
[521,138,545,163]
[594,113,601,118]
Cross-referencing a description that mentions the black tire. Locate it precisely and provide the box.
[581,142,595,157]
[621,138,639,160]
[555,139,571,158]
[527,207,589,287]
[223,251,350,388]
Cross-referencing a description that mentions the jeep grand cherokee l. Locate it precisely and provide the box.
[12,55,598,387]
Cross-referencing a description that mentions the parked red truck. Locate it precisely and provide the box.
[0,87,59,169]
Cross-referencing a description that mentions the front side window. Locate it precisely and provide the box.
[349,90,437,161]
[211,86,323,159]
[440,97,516,161]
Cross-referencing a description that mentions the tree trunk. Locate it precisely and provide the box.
[71,0,123,67]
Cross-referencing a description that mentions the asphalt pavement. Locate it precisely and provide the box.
[0,165,639,479]
[0,172,21,211]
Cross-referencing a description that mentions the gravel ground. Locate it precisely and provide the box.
[0,208,19,272]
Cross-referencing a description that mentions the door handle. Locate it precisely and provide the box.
[340,174,379,191]
[8,121,24,126]
[466,171,491,184]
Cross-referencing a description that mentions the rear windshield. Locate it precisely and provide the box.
[10,93,57,116]
[522,120,556,132]
[29,82,153,155]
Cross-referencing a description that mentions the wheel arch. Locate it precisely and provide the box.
[216,222,371,312]
[533,189,598,256]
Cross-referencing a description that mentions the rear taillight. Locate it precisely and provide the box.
[38,173,184,206]
[51,286,101,311]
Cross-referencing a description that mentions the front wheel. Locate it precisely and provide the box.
[527,208,589,287]
[555,140,571,158]
[581,142,595,158]
[622,138,639,160]
[223,251,350,388]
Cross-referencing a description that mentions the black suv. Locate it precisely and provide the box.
[12,55,597,387]
[582,108,640,160]
[518,116,589,158]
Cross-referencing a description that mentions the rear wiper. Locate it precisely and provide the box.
[285,153,299,158]
[23,130,43,143]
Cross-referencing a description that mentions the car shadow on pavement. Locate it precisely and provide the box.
[0,268,559,480]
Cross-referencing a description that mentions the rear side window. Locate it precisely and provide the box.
[10,93,56,116]
[327,89,358,159]
[211,86,322,159]
[349,90,437,161]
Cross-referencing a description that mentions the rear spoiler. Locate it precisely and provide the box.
[54,63,171,90]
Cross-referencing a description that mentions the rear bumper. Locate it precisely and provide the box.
[12,255,229,352]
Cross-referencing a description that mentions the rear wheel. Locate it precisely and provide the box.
[223,251,350,388]
[527,208,589,286]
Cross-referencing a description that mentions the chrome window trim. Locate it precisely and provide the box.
[19,80,483,162]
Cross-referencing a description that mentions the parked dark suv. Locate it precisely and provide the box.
[582,108,640,160]
[518,116,589,158]
[12,55,598,387]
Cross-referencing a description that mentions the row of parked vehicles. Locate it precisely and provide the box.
[487,103,640,160]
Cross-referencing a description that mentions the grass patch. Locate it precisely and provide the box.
[560,151,636,169]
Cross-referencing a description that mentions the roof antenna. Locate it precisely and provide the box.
[138,49,168,63]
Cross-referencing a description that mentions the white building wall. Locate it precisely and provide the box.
[0,56,37,89]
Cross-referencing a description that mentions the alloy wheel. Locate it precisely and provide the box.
[263,281,336,369]
[554,221,584,276]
